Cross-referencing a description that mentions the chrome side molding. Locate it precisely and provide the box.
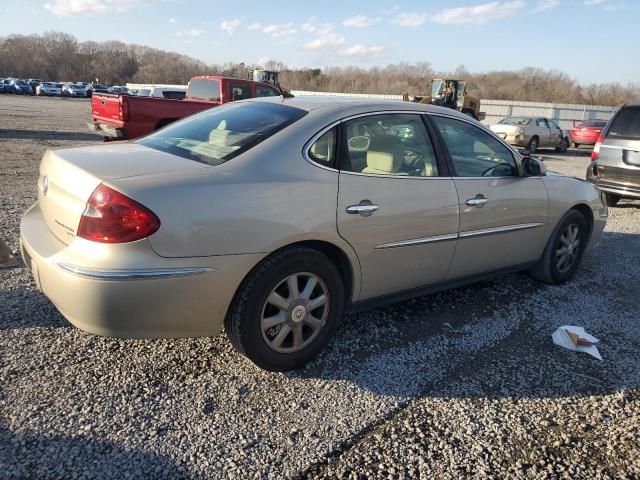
[57,262,215,280]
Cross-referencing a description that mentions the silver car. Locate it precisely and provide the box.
[490,116,570,153]
[20,97,607,371]
[587,103,640,206]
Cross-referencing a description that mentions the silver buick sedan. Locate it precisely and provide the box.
[20,97,607,371]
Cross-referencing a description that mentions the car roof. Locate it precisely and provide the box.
[247,95,474,119]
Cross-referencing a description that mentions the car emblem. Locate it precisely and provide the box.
[42,176,48,196]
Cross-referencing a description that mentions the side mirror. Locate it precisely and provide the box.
[522,156,547,177]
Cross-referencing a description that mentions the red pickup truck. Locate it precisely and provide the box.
[88,76,281,140]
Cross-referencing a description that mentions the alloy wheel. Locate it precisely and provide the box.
[555,224,580,273]
[260,272,330,353]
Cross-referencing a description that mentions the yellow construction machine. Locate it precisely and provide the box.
[404,78,485,120]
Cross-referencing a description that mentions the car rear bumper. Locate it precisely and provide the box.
[20,202,264,339]
[88,122,126,139]
[570,134,598,145]
[586,163,640,199]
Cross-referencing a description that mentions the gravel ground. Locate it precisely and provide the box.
[1,95,639,479]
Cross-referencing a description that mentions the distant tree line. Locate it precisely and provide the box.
[1,32,638,106]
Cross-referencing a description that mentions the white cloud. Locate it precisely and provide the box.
[263,23,297,38]
[301,17,317,32]
[257,56,273,67]
[247,22,261,30]
[584,0,605,4]
[169,17,177,23]
[532,0,560,12]
[339,45,385,57]
[431,1,525,25]
[176,28,203,37]
[604,2,625,11]
[304,33,345,50]
[221,19,240,35]
[343,14,382,27]
[44,0,140,16]
[392,12,428,27]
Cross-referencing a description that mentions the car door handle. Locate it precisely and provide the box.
[346,202,379,216]
[466,195,488,207]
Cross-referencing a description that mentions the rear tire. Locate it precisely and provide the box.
[605,193,620,207]
[528,136,539,154]
[225,247,345,371]
[531,210,588,284]
[573,143,581,149]
[555,137,569,153]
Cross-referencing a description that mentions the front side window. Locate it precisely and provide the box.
[431,116,517,177]
[138,102,307,165]
[340,114,439,177]
[188,79,221,101]
[256,86,280,97]
[307,128,337,167]
[536,118,549,128]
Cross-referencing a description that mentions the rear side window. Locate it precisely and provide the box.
[307,128,337,167]
[188,79,221,101]
[607,107,640,139]
[138,102,307,166]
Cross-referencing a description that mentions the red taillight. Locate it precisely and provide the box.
[119,95,129,121]
[591,133,605,161]
[77,184,160,243]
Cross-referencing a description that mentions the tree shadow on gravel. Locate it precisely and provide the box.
[286,232,640,400]
[0,425,184,479]
[0,129,102,142]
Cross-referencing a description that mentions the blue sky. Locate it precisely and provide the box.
[0,0,636,84]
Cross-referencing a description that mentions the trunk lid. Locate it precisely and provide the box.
[37,143,209,245]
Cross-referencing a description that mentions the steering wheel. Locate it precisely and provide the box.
[480,162,513,177]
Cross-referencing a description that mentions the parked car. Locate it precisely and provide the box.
[587,103,640,206]
[62,83,87,97]
[149,86,187,100]
[490,116,570,154]
[22,98,606,371]
[136,88,152,97]
[0,78,6,93]
[28,79,43,91]
[107,85,132,95]
[36,82,62,96]
[571,119,608,148]
[9,79,33,95]
[85,83,109,97]
[88,75,281,140]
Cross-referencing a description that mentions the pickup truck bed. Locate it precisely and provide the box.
[89,94,216,140]
[88,76,282,140]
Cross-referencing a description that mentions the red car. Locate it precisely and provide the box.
[570,119,608,148]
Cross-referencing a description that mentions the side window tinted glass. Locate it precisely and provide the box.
[308,128,337,167]
[256,86,280,97]
[536,118,548,128]
[431,116,517,177]
[608,107,640,139]
[340,114,439,177]
[231,84,251,101]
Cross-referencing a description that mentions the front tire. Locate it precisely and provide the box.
[225,247,345,371]
[531,210,588,284]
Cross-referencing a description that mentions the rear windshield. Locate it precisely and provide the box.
[578,120,607,128]
[499,117,531,125]
[607,107,640,139]
[138,102,307,166]
[188,79,221,101]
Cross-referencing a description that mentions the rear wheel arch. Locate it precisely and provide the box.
[225,240,356,323]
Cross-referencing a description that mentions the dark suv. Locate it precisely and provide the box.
[587,103,640,206]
